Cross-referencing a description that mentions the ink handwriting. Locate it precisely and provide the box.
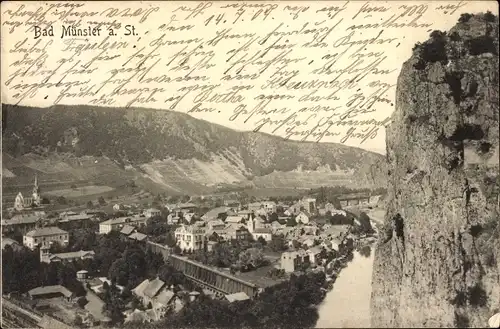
[2,0,491,147]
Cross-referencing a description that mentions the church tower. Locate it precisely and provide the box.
[14,192,25,211]
[247,215,255,233]
[32,174,41,206]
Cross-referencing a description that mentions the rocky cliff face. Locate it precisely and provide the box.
[371,13,499,328]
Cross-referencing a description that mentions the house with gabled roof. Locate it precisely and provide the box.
[225,216,245,224]
[296,211,311,224]
[28,285,74,301]
[2,213,43,234]
[129,232,148,242]
[120,225,136,236]
[23,227,69,250]
[40,247,95,263]
[132,277,180,319]
[99,216,146,234]
[144,208,161,218]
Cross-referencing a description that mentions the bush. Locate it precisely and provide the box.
[468,283,487,307]
[57,196,67,205]
[466,36,497,56]
[74,315,83,327]
[414,31,449,70]
[449,32,461,42]
[484,11,496,22]
[444,71,464,105]
[77,296,88,308]
[421,32,448,64]
[458,13,472,23]
[454,312,470,328]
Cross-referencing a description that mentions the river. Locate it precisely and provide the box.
[315,249,375,328]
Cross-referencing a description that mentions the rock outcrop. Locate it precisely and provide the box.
[371,13,499,328]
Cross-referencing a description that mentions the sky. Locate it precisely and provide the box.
[1,1,498,154]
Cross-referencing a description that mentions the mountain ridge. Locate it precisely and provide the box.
[2,103,387,193]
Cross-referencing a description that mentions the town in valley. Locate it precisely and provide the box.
[2,174,385,328]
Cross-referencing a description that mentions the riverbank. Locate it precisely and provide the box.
[316,231,378,328]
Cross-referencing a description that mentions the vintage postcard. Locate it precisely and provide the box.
[1,1,499,328]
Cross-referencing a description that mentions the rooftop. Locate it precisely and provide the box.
[253,227,272,234]
[177,202,197,209]
[59,214,92,222]
[142,278,166,299]
[155,289,175,306]
[120,225,136,236]
[2,237,20,249]
[132,279,150,298]
[100,216,145,226]
[28,285,73,298]
[2,214,41,225]
[25,227,68,237]
[129,232,148,241]
[49,250,95,260]
[201,207,231,220]
[226,216,245,223]
[225,292,250,303]
[175,225,206,234]
[39,314,74,329]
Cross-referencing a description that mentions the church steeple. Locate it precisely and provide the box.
[32,174,41,206]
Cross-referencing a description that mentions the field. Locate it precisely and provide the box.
[44,185,115,197]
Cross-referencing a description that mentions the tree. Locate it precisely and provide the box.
[358,212,374,233]
[41,197,50,205]
[173,245,182,255]
[87,200,94,208]
[268,235,287,252]
[77,296,88,308]
[267,268,286,279]
[98,196,106,205]
[108,247,147,287]
[269,212,279,222]
[74,314,83,327]
[57,196,67,205]
[238,248,266,270]
[165,232,177,247]
[287,217,297,227]
[71,184,77,189]
[331,197,342,210]
[209,232,220,242]
[257,236,267,246]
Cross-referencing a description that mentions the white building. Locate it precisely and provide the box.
[225,216,246,225]
[207,219,225,231]
[23,227,69,250]
[183,212,195,222]
[247,216,272,241]
[296,211,311,224]
[14,175,42,211]
[174,225,206,251]
[144,208,161,218]
[113,204,124,211]
[99,216,147,234]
